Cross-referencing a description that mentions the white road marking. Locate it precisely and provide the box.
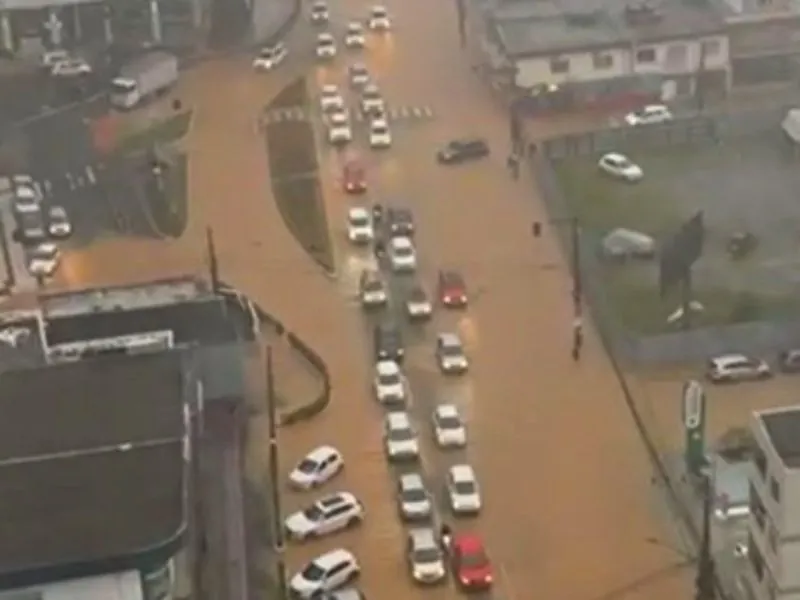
[75,174,85,188]
[42,180,52,196]
[85,165,96,185]
[65,172,75,190]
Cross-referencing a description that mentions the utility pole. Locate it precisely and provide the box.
[206,227,220,294]
[266,348,288,599]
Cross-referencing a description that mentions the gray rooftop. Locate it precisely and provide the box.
[0,352,188,576]
[491,0,726,58]
[711,0,800,17]
[759,407,800,468]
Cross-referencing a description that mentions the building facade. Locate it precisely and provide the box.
[744,406,800,600]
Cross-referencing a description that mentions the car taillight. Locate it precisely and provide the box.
[443,296,451,303]
[485,575,493,583]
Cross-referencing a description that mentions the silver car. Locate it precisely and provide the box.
[397,473,432,521]
[406,528,446,584]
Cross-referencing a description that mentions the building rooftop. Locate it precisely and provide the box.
[0,352,188,579]
[711,0,800,18]
[759,406,800,468]
[491,0,726,58]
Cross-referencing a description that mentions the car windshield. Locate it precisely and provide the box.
[460,548,488,569]
[349,23,362,31]
[403,487,427,502]
[313,3,326,10]
[613,157,632,168]
[303,505,324,521]
[441,343,462,357]
[351,66,367,75]
[363,277,382,291]
[378,372,399,385]
[390,427,414,441]
[301,562,326,581]
[319,38,334,46]
[454,480,475,495]
[350,214,368,226]
[414,547,441,564]
[297,458,319,473]
[394,245,412,257]
[372,124,388,134]
[372,7,387,16]
[31,245,57,260]
[437,414,461,429]
[364,89,380,99]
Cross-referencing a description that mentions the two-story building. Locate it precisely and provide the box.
[745,406,800,600]
[467,0,730,110]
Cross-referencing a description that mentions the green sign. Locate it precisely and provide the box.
[682,379,707,476]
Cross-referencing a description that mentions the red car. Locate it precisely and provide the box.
[343,160,366,194]
[438,270,468,307]
[451,533,493,590]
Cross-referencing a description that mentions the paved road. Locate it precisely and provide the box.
[46,11,697,600]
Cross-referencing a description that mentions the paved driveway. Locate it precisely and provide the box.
[47,9,698,600]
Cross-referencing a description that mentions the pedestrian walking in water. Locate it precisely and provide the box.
[572,316,584,362]
[506,153,520,180]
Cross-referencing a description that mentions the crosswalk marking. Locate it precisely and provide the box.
[263,105,436,125]
[85,165,96,185]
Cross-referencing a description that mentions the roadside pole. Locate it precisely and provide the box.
[682,379,707,478]
[266,347,288,599]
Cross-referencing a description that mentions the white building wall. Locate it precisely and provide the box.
[513,35,729,89]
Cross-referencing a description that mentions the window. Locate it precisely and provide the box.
[636,47,656,63]
[593,52,613,69]
[754,448,767,479]
[770,477,781,503]
[701,39,721,58]
[750,483,767,531]
[549,57,570,74]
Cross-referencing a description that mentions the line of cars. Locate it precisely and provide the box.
[8,175,72,279]
[280,203,494,597]
[705,351,800,384]
[320,76,392,149]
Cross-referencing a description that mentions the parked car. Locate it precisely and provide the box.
[47,206,72,239]
[436,138,489,164]
[600,228,655,262]
[50,57,91,77]
[778,349,800,373]
[598,152,643,182]
[288,445,344,489]
[284,492,364,540]
[253,43,288,70]
[624,104,673,126]
[290,549,360,598]
[27,242,60,277]
[706,354,772,384]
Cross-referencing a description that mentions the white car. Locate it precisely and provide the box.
[359,269,387,307]
[436,332,468,374]
[316,33,337,59]
[384,411,419,461]
[348,63,370,88]
[407,528,446,584]
[41,49,70,70]
[290,549,360,598]
[598,152,643,182]
[368,5,391,30]
[624,104,673,126]
[346,207,373,244]
[328,111,352,144]
[51,57,91,77]
[706,354,772,384]
[27,242,60,277]
[361,84,385,115]
[389,236,417,272]
[253,43,287,70]
[289,445,344,489]
[369,118,392,148]
[285,492,364,541]
[48,205,72,238]
[433,404,467,448]
[374,360,407,405]
[310,0,329,23]
[13,184,40,213]
[397,472,432,520]
[320,84,345,112]
[446,464,482,515]
[406,285,432,320]
[345,22,366,48]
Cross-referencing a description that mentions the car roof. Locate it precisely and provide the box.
[440,270,464,283]
[409,528,438,548]
[453,532,485,553]
[389,206,411,217]
[391,236,413,248]
[322,83,338,92]
[435,404,459,418]
[400,472,424,489]
[644,104,667,111]
[314,548,356,569]
[363,83,380,92]
[371,4,387,10]
[324,588,364,600]
[453,137,486,146]
[603,152,627,161]
[350,62,367,70]
[317,491,357,508]
[376,360,400,375]
[377,321,399,335]
[307,445,339,461]
[712,354,750,365]
[387,411,411,427]
[450,464,475,481]
[438,332,461,346]
[35,242,57,252]
[349,206,369,217]
[332,112,348,123]
[348,20,362,27]
[318,32,335,40]
[371,119,388,127]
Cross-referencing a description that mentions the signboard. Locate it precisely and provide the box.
[682,379,707,476]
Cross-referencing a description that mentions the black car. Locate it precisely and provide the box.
[779,349,800,373]
[374,322,404,362]
[436,138,490,165]
[386,206,415,237]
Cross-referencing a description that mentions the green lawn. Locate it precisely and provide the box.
[265,120,318,177]
[143,154,188,239]
[116,110,193,157]
[272,176,334,273]
[268,77,309,110]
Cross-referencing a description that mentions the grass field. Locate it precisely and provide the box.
[265,120,319,176]
[116,110,193,156]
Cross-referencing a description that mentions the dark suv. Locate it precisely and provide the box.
[436,138,489,165]
[374,322,404,362]
[387,206,415,237]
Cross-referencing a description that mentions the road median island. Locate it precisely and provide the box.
[263,78,335,274]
